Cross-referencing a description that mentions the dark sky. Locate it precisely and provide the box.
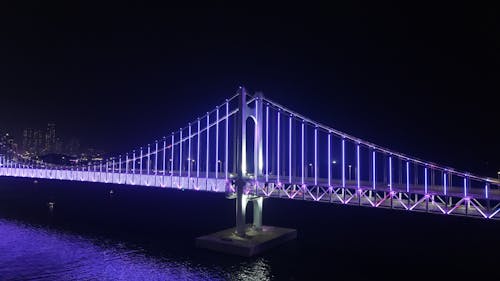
[0,2,498,176]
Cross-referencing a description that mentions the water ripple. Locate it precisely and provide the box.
[0,219,271,281]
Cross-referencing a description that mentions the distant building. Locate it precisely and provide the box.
[55,137,63,154]
[33,129,44,154]
[7,124,105,164]
[22,128,34,152]
[45,123,56,153]
[1,133,18,153]
[66,137,80,156]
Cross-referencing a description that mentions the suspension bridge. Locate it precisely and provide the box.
[1,87,499,255]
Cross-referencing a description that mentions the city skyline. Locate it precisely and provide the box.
[2,123,104,160]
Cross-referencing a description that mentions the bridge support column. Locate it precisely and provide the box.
[252,196,263,230]
[235,179,264,235]
[235,178,247,236]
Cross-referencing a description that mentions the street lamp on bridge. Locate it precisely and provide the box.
[217,160,223,174]
[332,160,337,179]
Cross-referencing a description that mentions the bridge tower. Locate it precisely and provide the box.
[196,87,297,256]
[234,86,264,236]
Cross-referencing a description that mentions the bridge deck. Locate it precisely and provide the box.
[1,167,499,220]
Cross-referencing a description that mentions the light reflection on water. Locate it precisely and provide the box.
[0,219,272,281]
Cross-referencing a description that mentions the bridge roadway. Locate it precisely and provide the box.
[1,167,498,219]
[0,167,229,192]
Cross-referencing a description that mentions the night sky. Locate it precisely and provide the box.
[1,3,498,177]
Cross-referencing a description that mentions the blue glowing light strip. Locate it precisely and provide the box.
[464,177,467,197]
[328,133,331,187]
[225,100,229,181]
[139,148,142,183]
[125,154,129,178]
[424,167,428,194]
[215,106,219,180]
[301,121,305,185]
[206,113,210,190]
[342,138,345,188]
[188,124,191,188]
[277,109,280,183]
[171,133,174,187]
[132,150,136,174]
[266,105,269,182]
[163,138,166,179]
[389,156,392,191]
[406,161,409,192]
[485,183,489,199]
[314,127,318,186]
[197,119,200,185]
[255,98,259,181]
[132,150,137,174]
[147,145,151,175]
[155,141,158,176]
[372,150,376,190]
[289,115,292,184]
[179,130,182,186]
[356,144,360,188]
[443,172,447,195]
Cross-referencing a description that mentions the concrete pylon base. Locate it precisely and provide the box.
[196,225,297,257]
